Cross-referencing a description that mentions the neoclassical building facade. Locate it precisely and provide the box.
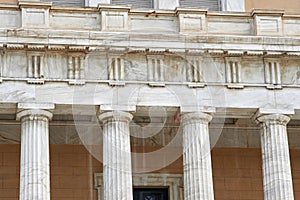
[0,0,300,200]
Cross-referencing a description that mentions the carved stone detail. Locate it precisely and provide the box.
[17,108,53,200]
[27,53,45,84]
[0,51,3,83]
[147,55,165,86]
[186,56,205,88]
[252,9,284,36]
[97,111,133,200]
[19,1,52,29]
[225,57,243,88]
[98,5,129,31]
[181,112,214,200]
[176,8,207,33]
[94,173,183,200]
[264,58,281,88]
[256,113,294,200]
[108,56,125,86]
[67,55,85,85]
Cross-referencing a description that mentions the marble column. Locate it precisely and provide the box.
[17,109,53,200]
[98,111,133,200]
[256,114,294,200]
[181,112,214,200]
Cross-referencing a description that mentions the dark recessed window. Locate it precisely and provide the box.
[111,0,154,8]
[180,0,221,11]
[133,188,168,200]
[41,0,84,6]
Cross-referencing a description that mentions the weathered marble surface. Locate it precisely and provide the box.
[1,48,300,89]
[98,111,133,200]
[17,109,53,200]
[0,5,299,36]
[0,81,299,113]
[256,113,294,200]
[0,4,299,200]
[182,112,214,200]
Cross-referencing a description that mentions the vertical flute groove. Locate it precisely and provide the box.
[114,58,119,80]
[33,56,38,78]
[39,56,44,78]
[80,57,85,79]
[182,113,214,200]
[154,59,159,81]
[231,62,236,83]
[271,62,276,84]
[18,110,52,200]
[275,63,281,84]
[68,56,74,79]
[74,57,80,79]
[99,111,133,200]
[120,58,125,80]
[193,60,198,82]
[257,114,294,200]
[160,59,164,82]
[148,59,153,81]
[226,61,232,83]
[264,62,270,84]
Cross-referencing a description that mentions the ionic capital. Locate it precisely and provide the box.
[16,102,54,121]
[253,108,294,125]
[16,109,53,121]
[181,112,213,125]
[98,111,133,123]
[256,114,290,125]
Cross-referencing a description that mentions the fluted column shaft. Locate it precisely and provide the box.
[181,112,214,200]
[257,114,294,200]
[98,111,133,200]
[17,109,53,200]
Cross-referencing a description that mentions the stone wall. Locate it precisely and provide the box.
[0,145,19,199]
[1,144,300,199]
[50,145,101,200]
[245,0,300,13]
[0,0,16,4]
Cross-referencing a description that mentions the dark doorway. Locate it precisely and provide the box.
[133,188,168,200]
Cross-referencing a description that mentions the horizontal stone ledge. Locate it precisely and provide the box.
[2,43,299,57]
[180,106,216,114]
[99,105,136,112]
[1,31,300,44]
[1,78,300,89]
[0,103,299,121]
[18,1,52,8]
[252,108,295,122]
[18,102,55,110]
[257,108,295,115]
[251,9,285,17]
[0,4,290,17]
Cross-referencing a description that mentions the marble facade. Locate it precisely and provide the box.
[0,0,299,199]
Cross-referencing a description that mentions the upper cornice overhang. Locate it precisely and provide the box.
[0,3,297,16]
[0,4,300,54]
[1,38,300,57]
[18,1,52,8]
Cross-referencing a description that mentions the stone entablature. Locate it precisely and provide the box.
[225,56,242,88]
[0,46,300,89]
[0,3,299,112]
[0,5,300,91]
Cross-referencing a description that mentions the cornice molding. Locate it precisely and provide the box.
[2,42,300,58]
